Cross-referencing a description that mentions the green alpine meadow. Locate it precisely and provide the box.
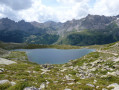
[0,42,119,90]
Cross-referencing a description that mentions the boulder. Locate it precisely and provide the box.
[0,68,5,73]
[39,83,45,89]
[67,82,75,85]
[11,81,16,86]
[107,71,119,76]
[65,75,75,81]
[64,89,71,90]
[107,83,119,90]
[93,80,97,84]
[24,87,38,90]
[42,64,48,68]
[90,68,96,71]
[86,84,95,87]
[87,73,94,78]
[0,58,16,65]
[0,80,10,84]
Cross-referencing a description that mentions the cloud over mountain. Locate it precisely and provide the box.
[0,0,119,22]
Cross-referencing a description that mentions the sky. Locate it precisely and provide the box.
[0,0,119,22]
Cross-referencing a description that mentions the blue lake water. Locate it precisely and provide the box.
[14,48,95,64]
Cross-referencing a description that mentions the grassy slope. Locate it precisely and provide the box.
[56,30,118,46]
[0,42,119,89]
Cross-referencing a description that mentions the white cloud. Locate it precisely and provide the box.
[0,0,32,10]
[0,13,4,18]
[18,0,59,22]
[90,0,119,16]
[0,4,18,21]
[0,0,91,22]
[0,0,119,22]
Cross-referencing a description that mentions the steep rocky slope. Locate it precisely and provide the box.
[31,14,119,35]
[1,14,119,45]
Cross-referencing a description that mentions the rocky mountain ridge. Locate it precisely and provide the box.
[31,14,119,35]
[1,14,119,45]
[1,14,119,35]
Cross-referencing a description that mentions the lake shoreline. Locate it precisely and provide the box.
[13,48,95,64]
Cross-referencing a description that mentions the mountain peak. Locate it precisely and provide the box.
[0,17,15,23]
[18,20,26,23]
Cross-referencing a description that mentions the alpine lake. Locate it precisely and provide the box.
[14,48,95,64]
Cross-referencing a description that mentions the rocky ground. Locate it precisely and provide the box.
[0,58,16,65]
[0,42,119,90]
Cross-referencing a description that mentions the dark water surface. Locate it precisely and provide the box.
[14,48,95,64]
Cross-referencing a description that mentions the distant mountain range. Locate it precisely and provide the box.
[31,14,119,35]
[1,14,119,45]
